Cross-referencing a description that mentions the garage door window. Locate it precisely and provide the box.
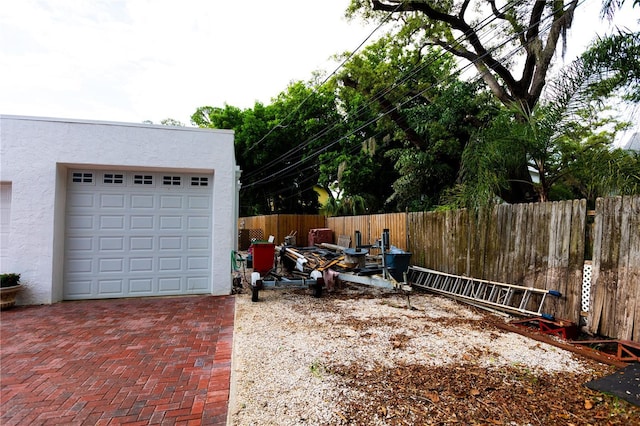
[133,174,154,185]
[72,172,94,184]
[103,173,124,185]
[191,177,209,187]
[163,175,181,186]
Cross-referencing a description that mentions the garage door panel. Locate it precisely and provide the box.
[67,237,93,251]
[188,216,210,230]
[159,257,182,271]
[65,280,94,297]
[131,194,154,208]
[131,215,154,230]
[160,195,183,209]
[100,215,125,230]
[99,258,124,273]
[67,258,93,273]
[129,278,153,294]
[98,279,124,295]
[159,277,181,292]
[69,192,95,208]
[130,236,154,251]
[187,236,209,250]
[64,170,213,300]
[187,276,209,291]
[99,236,124,251]
[159,236,182,250]
[188,196,210,209]
[130,257,153,272]
[188,257,209,270]
[100,193,125,208]
[68,215,94,230]
[159,216,183,230]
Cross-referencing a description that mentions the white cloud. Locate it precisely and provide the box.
[0,0,637,127]
[0,0,376,125]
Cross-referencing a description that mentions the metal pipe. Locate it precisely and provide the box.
[382,229,390,251]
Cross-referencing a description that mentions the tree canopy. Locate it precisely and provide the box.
[190,1,640,215]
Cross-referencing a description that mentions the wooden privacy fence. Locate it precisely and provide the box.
[239,196,639,341]
[327,213,408,250]
[239,214,326,247]
[407,200,587,324]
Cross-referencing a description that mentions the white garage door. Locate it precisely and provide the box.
[64,170,213,300]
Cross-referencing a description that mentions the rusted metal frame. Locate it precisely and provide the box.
[510,317,578,340]
[493,322,628,368]
[569,339,640,363]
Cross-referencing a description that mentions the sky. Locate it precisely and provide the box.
[0,0,638,134]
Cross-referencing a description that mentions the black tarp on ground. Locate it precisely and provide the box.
[585,363,640,407]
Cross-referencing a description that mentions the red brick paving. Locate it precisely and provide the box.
[0,296,234,425]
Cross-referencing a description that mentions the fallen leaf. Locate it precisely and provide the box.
[426,392,440,403]
[470,388,480,396]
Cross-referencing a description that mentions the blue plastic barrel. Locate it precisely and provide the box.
[384,252,412,281]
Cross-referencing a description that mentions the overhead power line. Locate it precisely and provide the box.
[243,0,585,192]
[244,3,402,154]
[242,0,525,183]
[242,0,528,187]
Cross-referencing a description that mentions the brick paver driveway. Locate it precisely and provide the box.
[0,295,234,425]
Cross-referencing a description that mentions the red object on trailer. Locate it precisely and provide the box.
[251,242,275,275]
[308,228,333,247]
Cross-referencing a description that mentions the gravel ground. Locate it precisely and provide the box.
[228,283,639,425]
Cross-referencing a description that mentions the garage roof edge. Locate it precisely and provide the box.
[0,114,234,135]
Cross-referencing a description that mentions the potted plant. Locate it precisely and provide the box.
[1,273,23,310]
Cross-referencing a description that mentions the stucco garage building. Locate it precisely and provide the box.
[0,115,239,305]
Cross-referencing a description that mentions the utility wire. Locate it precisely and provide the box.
[242,0,528,187]
[244,3,401,154]
[244,1,584,191]
[241,0,525,182]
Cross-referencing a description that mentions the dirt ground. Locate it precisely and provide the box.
[231,282,640,425]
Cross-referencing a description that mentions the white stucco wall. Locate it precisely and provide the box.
[0,115,237,305]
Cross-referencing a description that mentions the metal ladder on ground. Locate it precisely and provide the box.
[406,266,561,318]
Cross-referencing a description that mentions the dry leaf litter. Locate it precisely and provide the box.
[229,284,640,425]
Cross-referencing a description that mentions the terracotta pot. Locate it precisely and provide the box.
[0,284,23,310]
